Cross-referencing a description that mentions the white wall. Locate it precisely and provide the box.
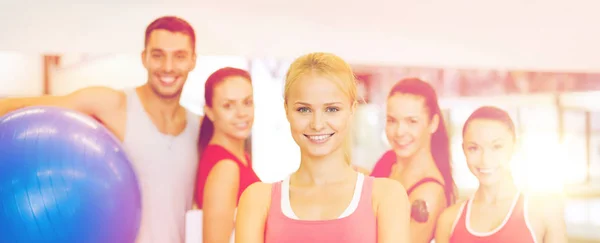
[561,91,600,111]
[51,54,146,94]
[1,1,600,71]
[249,58,301,182]
[0,53,43,97]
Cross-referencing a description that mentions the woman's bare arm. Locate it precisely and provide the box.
[407,184,448,243]
[538,195,568,243]
[375,178,411,243]
[202,160,240,243]
[235,182,272,243]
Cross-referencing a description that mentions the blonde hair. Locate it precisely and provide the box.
[283,52,358,164]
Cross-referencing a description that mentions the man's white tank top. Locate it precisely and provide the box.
[122,89,200,243]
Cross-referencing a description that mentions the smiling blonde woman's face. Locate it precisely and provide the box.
[285,73,354,159]
[283,52,358,163]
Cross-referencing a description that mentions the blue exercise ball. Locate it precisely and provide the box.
[0,106,141,243]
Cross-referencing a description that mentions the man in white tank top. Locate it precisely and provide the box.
[0,16,202,243]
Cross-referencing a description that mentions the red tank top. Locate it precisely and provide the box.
[194,144,261,209]
[369,150,396,178]
[264,174,377,243]
[449,193,537,243]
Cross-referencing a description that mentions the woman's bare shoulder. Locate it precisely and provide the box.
[524,192,565,221]
[439,199,467,223]
[372,177,407,195]
[241,182,273,201]
[371,177,409,207]
[237,182,275,216]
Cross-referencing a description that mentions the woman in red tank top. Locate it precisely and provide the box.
[365,78,457,243]
[194,67,261,243]
[435,106,567,243]
[234,52,412,243]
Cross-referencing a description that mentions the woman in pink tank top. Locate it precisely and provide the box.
[435,106,567,243]
[365,78,456,243]
[194,67,261,243]
[234,53,411,243]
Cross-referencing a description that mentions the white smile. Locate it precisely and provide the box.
[478,168,497,174]
[305,133,334,142]
[159,76,177,84]
[393,139,413,147]
[234,122,249,129]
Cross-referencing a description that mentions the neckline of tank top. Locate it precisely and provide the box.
[128,88,194,140]
[205,144,251,167]
[465,190,522,237]
[280,172,365,222]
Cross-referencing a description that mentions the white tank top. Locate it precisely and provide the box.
[122,89,200,243]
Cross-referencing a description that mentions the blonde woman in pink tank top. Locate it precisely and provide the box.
[234,53,412,243]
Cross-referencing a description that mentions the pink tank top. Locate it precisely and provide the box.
[449,193,537,243]
[264,174,377,243]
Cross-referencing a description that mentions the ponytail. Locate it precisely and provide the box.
[198,116,214,156]
[430,115,456,205]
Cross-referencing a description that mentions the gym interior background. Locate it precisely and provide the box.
[1,1,599,242]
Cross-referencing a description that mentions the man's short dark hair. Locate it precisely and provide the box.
[144,16,196,51]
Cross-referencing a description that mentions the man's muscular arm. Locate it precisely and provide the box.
[0,86,124,119]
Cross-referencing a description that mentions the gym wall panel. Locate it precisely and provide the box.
[0,53,43,97]
[50,54,146,95]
